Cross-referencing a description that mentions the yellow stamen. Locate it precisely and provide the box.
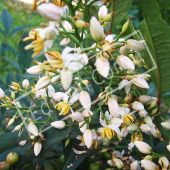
[9,82,20,91]
[123,115,134,126]
[53,0,67,7]
[131,132,143,143]
[55,102,70,116]
[32,0,37,10]
[102,127,115,140]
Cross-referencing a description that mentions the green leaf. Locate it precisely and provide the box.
[17,31,33,73]
[0,27,5,35]
[1,8,13,34]
[9,25,29,37]
[111,0,133,29]
[138,0,170,101]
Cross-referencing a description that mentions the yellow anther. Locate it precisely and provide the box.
[102,127,115,140]
[123,115,134,126]
[55,102,70,116]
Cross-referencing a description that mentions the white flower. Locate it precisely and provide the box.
[83,129,93,149]
[0,88,5,99]
[19,140,26,146]
[150,124,157,138]
[79,91,91,111]
[127,124,138,131]
[127,39,145,51]
[34,142,42,156]
[117,55,135,70]
[139,95,152,104]
[98,5,107,19]
[95,57,110,78]
[6,116,16,128]
[119,79,131,94]
[141,160,157,170]
[134,141,151,154]
[27,65,43,75]
[139,109,148,118]
[100,111,123,136]
[82,110,93,117]
[108,98,119,117]
[60,47,88,90]
[22,79,29,88]
[71,112,84,122]
[130,161,140,170]
[113,158,124,169]
[35,76,51,90]
[90,17,104,41]
[161,122,170,130]
[79,121,87,133]
[36,85,55,98]
[132,101,144,111]
[144,116,153,126]
[28,123,39,136]
[119,46,129,55]
[51,121,65,129]
[60,21,73,45]
[121,127,128,138]
[133,77,149,89]
[140,124,151,132]
[37,3,63,21]
[53,92,64,101]
[167,143,170,152]
[158,156,169,170]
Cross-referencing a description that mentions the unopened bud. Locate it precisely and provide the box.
[75,19,89,28]
[81,80,90,86]
[22,79,29,88]
[120,18,130,35]
[0,88,5,99]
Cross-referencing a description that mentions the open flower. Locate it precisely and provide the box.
[60,47,88,89]
[100,111,123,139]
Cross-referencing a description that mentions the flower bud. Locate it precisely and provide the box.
[35,76,51,90]
[108,97,119,117]
[53,92,64,101]
[127,124,138,131]
[144,116,153,126]
[144,155,152,161]
[138,109,147,118]
[22,79,29,88]
[127,39,145,51]
[37,3,62,21]
[95,57,110,78]
[83,129,93,149]
[120,18,130,35]
[72,112,84,122]
[79,91,91,111]
[74,20,89,28]
[98,5,107,20]
[81,80,90,86]
[113,158,124,169]
[34,142,42,156]
[28,123,39,136]
[140,124,151,132]
[130,161,140,170]
[51,121,65,129]
[51,75,60,83]
[12,123,23,133]
[6,116,16,128]
[167,144,170,152]
[0,88,5,99]
[119,46,129,56]
[90,17,104,41]
[141,160,157,170]
[117,55,135,70]
[158,156,169,170]
[132,101,144,111]
[133,77,149,89]
[139,95,152,104]
[134,141,151,154]
[19,140,26,146]
[27,65,43,75]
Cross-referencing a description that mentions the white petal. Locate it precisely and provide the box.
[61,68,73,90]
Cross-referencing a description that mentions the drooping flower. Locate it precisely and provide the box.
[79,91,91,111]
[126,39,145,51]
[134,141,151,154]
[83,129,93,149]
[34,142,42,156]
[141,159,157,170]
[51,121,65,129]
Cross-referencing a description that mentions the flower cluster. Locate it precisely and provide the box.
[0,0,169,169]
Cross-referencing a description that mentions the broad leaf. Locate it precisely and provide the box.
[17,31,33,73]
[9,25,29,37]
[111,0,133,29]
[1,8,13,34]
[139,0,170,101]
